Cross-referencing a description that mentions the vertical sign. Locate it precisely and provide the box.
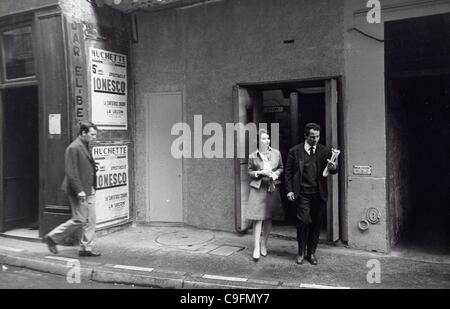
[67,21,88,137]
[93,145,129,229]
[90,47,127,130]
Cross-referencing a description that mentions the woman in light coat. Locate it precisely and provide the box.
[246,129,283,261]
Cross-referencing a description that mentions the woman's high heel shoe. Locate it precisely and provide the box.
[253,248,260,261]
[260,244,267,257]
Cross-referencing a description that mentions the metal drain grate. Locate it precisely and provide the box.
[208,245,244,257]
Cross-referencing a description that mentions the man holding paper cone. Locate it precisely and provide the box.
[285,123,338,265]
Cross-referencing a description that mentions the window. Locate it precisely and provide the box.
[1,26,35,80]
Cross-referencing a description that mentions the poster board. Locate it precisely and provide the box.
[93,145,130,229]
[90,47,127,130]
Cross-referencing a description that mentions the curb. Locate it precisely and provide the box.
[92,268,184,289]
[0,253,94,281]
[0,252,285,289]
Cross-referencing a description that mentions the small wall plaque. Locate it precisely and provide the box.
[353,165,372,175]
[49,114,61,135]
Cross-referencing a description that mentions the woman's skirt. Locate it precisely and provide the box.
[245,180,282,221]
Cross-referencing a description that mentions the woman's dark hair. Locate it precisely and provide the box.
[79,121,98,135]
[304,123,321,136]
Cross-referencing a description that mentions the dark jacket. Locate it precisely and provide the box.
[285,143,337,201]
[60,137,96,196]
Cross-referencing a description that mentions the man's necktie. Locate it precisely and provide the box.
[310,146,314,156]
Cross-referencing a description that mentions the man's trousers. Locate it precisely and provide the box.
[295,193,326,257]
[48,193,96,251]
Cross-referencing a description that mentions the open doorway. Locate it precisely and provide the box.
[261,87,326,235]
[386,13,450,254]
[0,86,39,235]
[234,78,341,243]
[388,75,450,252]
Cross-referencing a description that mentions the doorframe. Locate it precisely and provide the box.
[233,85,260,232]
[325,79,340,242]
[232,85,243,232]
[233,76,346,242]
[0,15,39,233]
[0,88,3,232]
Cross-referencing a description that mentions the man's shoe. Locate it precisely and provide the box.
[296,255,305,265]
[43,235,58,254]
[307,254,318,265]
[79,250,101,257]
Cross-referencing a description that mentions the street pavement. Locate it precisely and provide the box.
[0,225,449,289]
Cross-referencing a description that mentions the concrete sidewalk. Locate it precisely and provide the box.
[0,225,449,289]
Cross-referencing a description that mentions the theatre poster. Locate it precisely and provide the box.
[90,47,127,130]
[93,145,130,229]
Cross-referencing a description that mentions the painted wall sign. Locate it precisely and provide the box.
[353,165,372,175]
[90,47,127,130]
[93,145,129,229]
[68,22,88,133]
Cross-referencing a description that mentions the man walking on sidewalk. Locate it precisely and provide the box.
[43,121,101,257]
[285,123,338,265]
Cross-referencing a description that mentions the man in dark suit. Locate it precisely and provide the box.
[285,123,338,265]
[43,122,101,257]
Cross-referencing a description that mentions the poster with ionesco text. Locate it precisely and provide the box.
[90,47,127,130]
[93,145,129,229]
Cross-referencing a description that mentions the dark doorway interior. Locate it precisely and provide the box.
[389,76,450,251]
[1,86,39,232]
[386,13,450,253]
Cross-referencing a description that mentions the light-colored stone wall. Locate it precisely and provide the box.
[133,0,345,231]
[344,0,450,252]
